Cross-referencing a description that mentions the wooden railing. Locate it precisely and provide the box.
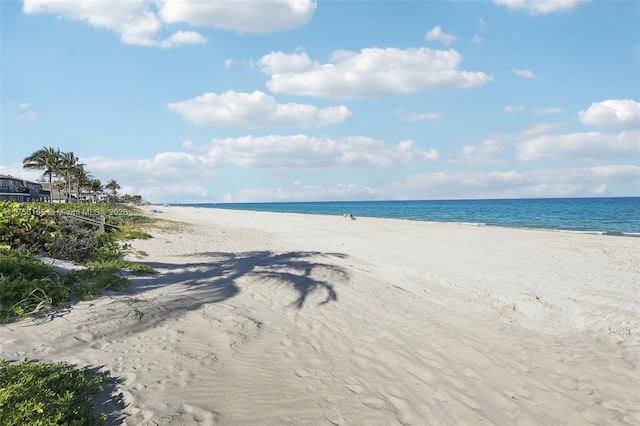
[65,213,119,233]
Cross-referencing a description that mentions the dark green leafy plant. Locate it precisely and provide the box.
[0,359,109,425]
[0,202,59,253]
[0,250,142,322]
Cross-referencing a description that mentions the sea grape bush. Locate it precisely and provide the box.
[0,202,59,253]
[0,358,110,425]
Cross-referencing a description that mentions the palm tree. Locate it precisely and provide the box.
[58,151,82,203]
[105,179,120,203]
[89,179,103,203]
[73,164,91,202]
[23,146,61,201]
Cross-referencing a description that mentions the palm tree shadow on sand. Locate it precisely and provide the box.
[126,250,349,320]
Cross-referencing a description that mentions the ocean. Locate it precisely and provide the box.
[179,197,640,237]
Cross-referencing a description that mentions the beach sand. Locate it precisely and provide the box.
[1,205,639,425]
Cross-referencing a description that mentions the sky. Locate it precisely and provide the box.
[1,0,639,204]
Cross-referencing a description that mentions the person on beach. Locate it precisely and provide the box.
[342,211,356,220]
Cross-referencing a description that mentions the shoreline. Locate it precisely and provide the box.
[2,204,639,424]
[166,196,640,237]
[163,204,640,238]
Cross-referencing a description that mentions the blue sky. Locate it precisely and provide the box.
[1,0,639,203]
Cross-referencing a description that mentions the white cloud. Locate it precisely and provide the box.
[22,0,312,47]
[181,140,197,149]
[223,183,377,203]
[390,164,637,200]
[86,152,218,179]
[519,121,569,136]
[452,139,505,165]
[224,59,234,69]
[516,130,639,161]
[533,107,563,115]
[478,18,486,29]
[167,90,352,128]
[6,155,636,204]
[158,31,207,48]
[206,135,439,169]
[227,164,640,202]
[0,164,43,182]
[397,110,443,122]
[259,51,315,73]
[514,68,540,79]
[261,48,492,99]
[504,105,524,115]
[396,170,528,196]
[12,101,39,122]
[16,110,39,122]
[471,35,483,45]
[494,0,589,15]
[87,134,438,180]
[425,25,456,46]
[139,184,209,202]
[76,134,438,202]
[578,99,640,128]
[157,0,316,33]
[24,0,163,47]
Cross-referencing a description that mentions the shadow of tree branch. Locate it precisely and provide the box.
[108,250,350,332]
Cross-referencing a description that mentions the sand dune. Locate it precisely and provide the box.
[1,205,638,425]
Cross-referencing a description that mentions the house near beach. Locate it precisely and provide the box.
[0,174,109,203]
[0,174,48,202]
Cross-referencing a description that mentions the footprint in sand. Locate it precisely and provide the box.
[361,397,391,411]
[318,400,346,426]
[123,409,152,426]
[342,376,365,394]
[294,368,311,378]
[345,384,364,394]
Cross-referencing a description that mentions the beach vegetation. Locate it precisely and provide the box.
[0,201,157,322]
[137,218,190,233]
[0,250,134,323]
[0,358,110,425]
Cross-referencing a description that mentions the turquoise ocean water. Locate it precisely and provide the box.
[180,197,640,237]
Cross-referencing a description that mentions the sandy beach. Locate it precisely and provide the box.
[1,205,639,425]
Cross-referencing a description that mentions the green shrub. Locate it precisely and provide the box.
[0,250,155,323]
[111,230,152,241]
[66,268,131,300]
[0,202,59,253]
[0,249,57,281]
[84,259,156,275]
[0,251,69,323]
[0,203,155,322]
[0,359,109,425]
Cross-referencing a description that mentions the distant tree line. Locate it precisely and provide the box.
[22,146,142,204]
